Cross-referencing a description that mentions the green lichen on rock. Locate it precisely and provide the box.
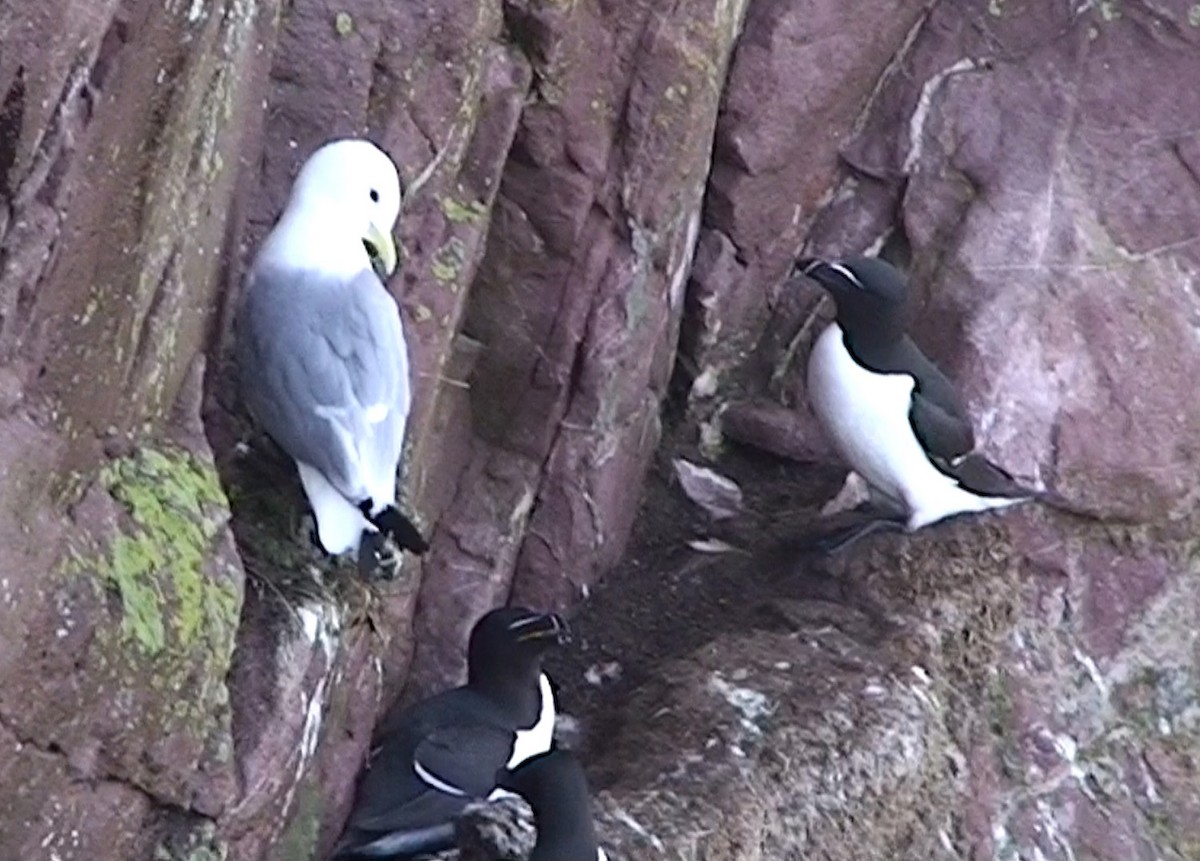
[153,820,228,861]
[273,777,324,861]
[439,195,488,224]
[85,447,238,658]
[431,236,468,284]
[334,11,354,36]
[58,443,241,801]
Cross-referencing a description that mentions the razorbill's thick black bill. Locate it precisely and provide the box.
[797,255,1030,545]
[333,607,569,859]
[496,749,608,861]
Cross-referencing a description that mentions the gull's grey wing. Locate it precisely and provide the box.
[237,264,411,504]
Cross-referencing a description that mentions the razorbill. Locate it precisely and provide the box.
[798,255,1030,545]
[236,138,429,578]
[496,749,608,861]
[333,607,569,858]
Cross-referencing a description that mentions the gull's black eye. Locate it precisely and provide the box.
[369,188,380,203]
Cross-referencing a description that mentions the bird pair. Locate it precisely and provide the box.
[236,137,1033,579]
[332,606,605,861]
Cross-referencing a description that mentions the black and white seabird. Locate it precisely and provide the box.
[496,749,608,861]
[333,607,569,859]
[798,255,1030,544]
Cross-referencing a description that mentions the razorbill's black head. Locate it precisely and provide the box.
[468,606,569,686]
[798,256,912,347]
[797,254,1031,547]
[333,607,570,859]
[496,749,607,861]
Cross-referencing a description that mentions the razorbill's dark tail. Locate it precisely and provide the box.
[496,749,607,861]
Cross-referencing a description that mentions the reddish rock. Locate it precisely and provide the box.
[405,0,751,696]
[1,0,1198,858]
[839,0,1200,522]
[0,0,270,856]
[680,0,929,412]
[0,726,153,860]
[721,398,833,464]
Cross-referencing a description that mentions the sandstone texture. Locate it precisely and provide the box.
[0,0,1197,859]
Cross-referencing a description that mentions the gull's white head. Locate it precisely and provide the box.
[262,138,403,279]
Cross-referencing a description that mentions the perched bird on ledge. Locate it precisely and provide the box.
[236,138,428,578]
[333,607,569,859]
[796,255,1033,551]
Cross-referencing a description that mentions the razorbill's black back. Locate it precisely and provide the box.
[333,607,569,859]
[798,255,1029,538]
[496,749,608,861]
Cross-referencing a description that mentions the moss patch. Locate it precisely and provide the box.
[272,777,324,861]
[86,447,238,657]
[431,236,468,285]
[153,820,228,861]
[56,443,242,803]
[1096,0,1122,21]
[333,12,354,36]
[439,195,488,224]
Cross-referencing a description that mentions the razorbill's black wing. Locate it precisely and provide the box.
[878,338,1027,498]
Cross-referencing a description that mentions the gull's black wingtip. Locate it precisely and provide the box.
[374,506,431,555]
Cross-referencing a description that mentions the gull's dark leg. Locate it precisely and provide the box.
[357,529,404,580]
[357,530,386,579]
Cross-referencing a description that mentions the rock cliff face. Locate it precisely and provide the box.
[1,0,1197,859]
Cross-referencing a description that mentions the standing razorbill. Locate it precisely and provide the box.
[333,607,568,858]
[236,138,428,578]
[798,255,1030,545]
[496,749,608,861]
